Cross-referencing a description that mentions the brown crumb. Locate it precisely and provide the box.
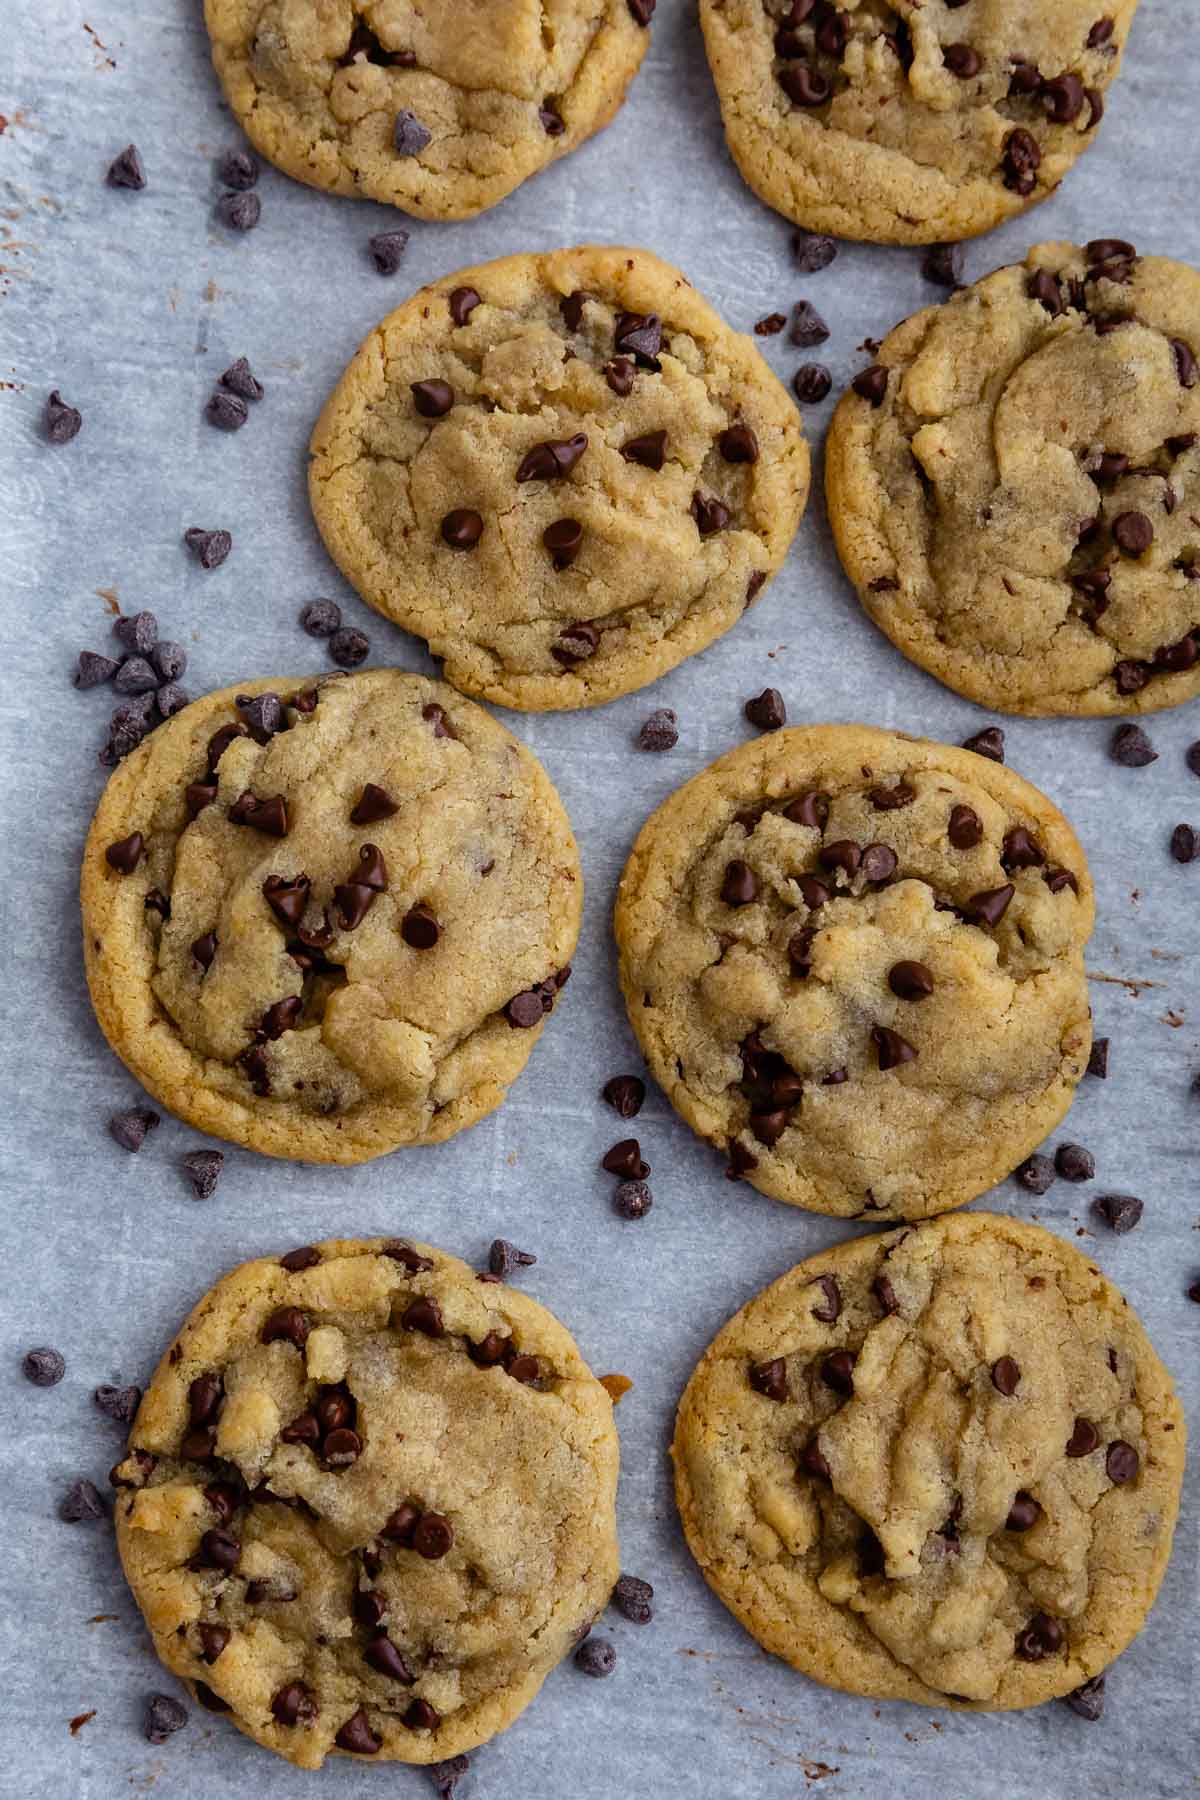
[69,1711,97,1735]
[599,1373,633,1404]
[96,586,121,614]
[86,1613,118,1624]
[1162,1010,1185,1028]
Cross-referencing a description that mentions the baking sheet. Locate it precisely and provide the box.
[0,3,1196,1797]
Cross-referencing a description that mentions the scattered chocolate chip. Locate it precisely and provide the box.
[602,1075,645,1119]
[611,1181,652,1223]
[991,1356,1021,1396]
[923,243,964,289]
[60,1479,106,1523]
[217,148,258,190]
[45,389,83,443]
[109,1106,159,1152]
[610,1574,654,1626]
[872,1026,917,1071]
[743,687,786,732]
[1112,510,1153,556]
[810,1275,841,1324]
[23,1347,66,1387]
[621,429,667,470]
[1094,1193,1143,1235]
[1055,1143,1095,1183]
[113,656,158,697]
[206,389,248,432]
[1062,1673,1106,1721]
[1170,823,1197,864]
[793,363,832,404]
[1110,722,1157,766]
[1086,1037,1109,1080]
[182,1150,224,1200]
[1066,1416,1099,1457]
[220,357,263,403]
[962,726,1005,762]
[369,228,410,275]
[602,1138,649,1180]
[1016,1153,1056,1194]
[488,1238,536,1279]
[851,365,888,406]
[144,1693,188,1744]
[721,859,759,906]
[789,301,830,350]
[216,190,260,231]
[300,598,342,637]
[792,229,836,272]
[336,1710,381,1755]
[115,610,158,656]
[94,1382,141,1424]
[156,685,190,724]
[636,708,678,751]
[261,1306,309,1349]
[107,144,146,190]
[574,1633,617,1678]
[329,626,370,668]
[448,286,481,327]
[441,508,484,549]
[821,1350,856,1397]
[74,651,119,688]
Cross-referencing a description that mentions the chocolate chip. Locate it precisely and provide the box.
[74,651,119,689]
[1104,1439,1140,1486]
[517,434,589,482]
[1005,1491,1041,1532]
[1002,127,1042,194]
[207,721,247,769]
[872,1274,900,1317]
[100,703,150,765]
[821,1350,855,1397]
[329,626,370,668]
[798,1439,831,1482]
[749,1357,788,1402]
[721,860,758,906]
[1086,1038,1109,1080]
[45,387,83,443]
[745,688,786,731]
[1016,1153,1056,1194]
[614,311,662,365]
[923,243,964,289]
[206,389,248,432]
[1170,823,1197,864]
[819,840,861,878]
[262,875,311,931]
[109,1106,159,1152]
[861,843,897,883]
[793,364,832,404]
[602,1138,649,1180]
[621,430,667,470]
[797,874,830,909]
[182,1150,224,1200]
[1062,1674,1106,1721]
[23,1347,66,1387]
[784,791,829,829]
[725,1140,759,1181]
[575,1635,617,1678]
[552,619,600,665]
[1094,1193,1143,1234]
[1015,1612,1064,1662]
[1055,1142,1095,1183]
[1066,1416,1099,1457]
[216,188,260,230]
[789,301,830,350]
[229,792,288,836]
[323,1427,362,1467]
[220,357,263,403]
[809,1275,841,1324]
[636,708,678,752]
[537,517,584,574]
[365,227,410,278]
[1042,72,1085,121]
[888,960,934,1001]
[113,656,158,697]
[300,598,341,637]
[1170,337,1198,390]
[115,611,158,657]
[792,229,836,272]
[604,357,635,396]
[400,904,440,950]
[871,1026,917,1071]
[788,928,816,975]
[60,1479,106,1523]
[628,0,656,25]
[217,148,258,190]
[504,989,546,1028]
[336,1710,381,1755]
[106,144,146,189]
[441,508,484,549]
[197,1623,230,1665]
[144,888,170,920]
[91,1381,141,1428]
[392,108,431,155]
[448,286,481,327]
[691,491,732,536]
[966,884,1015,927]
[364,1634,415,1683]
[991,1356,1021,1396]
[488,1239,536,1280]
[193,1682,231,1714]
[144,1694,188,1743]
[870,780,916,811]
[402,1297,445,1338]
[718,424,758,464]
[779,63,831,105]
[961,727,1005,764]
[271,1681,318,1726]
[279,1246,320,1275]
[157,682,189,723]
[1112,510,1153,556]
[943,43,980,77]
[413,1512,454,1559]
[1109,723,1157,767]
[602,1076,645,1121]
[150,641,188,684]
[851,365,888,406]
[261,1306,309,1348]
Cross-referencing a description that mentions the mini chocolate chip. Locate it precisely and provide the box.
[413,1512,454,1559]
[602,1138,649,1180]
[851,365,888,406]
[145,1694,188,1743]
[1015,1613,1064,1661]
[441,508,484,549]
[329,627,370,668]
[1170,823,1197,864]
[1094,1193,1143,1234]
[872,1274,900,1317]
[368,228,410,275]
[793,364,832,404]
[621,430,667,470]
[991,1356,1021,1396]
[74,651,119,688]
[788,927,816,975]
[1110,723,1157,767]
[403,1699,441,1733]
[809,1275,841,1324]
[1016,1153,1056,1194]
[206,389,248,432]
[821,1350,855,1397]
[749,1357,788,1402]
[336,1710,381,1755]
[448,286,481,327]
[517,434,588,482]
[923,243,964,289]
[23,1347,66,1387]
[614,311,662,365]
[719,424,758,464]
[1062,1674,1106,1721]
[349,784,398,828]
[60,1479,106,1523]
[280,1246,320,1273]
[92,1382,141,1427]
[220,357,263,403]
[1171,338,1198,389]
[611,1574,654,1626]
[109,1106,160,1152]
[789,301,829,349]
[45,389,83,443]
[736,687,787,736]
[1055,1142,1095,1182]
[323,1427,362,1467]
[1005,1491,1041,1532]
[505,1352,541,1386]
[1066,1416,1099,1457]
[197,1527,240,1571]
[300,598,342,637]
[721,860,759,906]
[888,960,934,1001]
[410,380,455,425]
[106,144,146,190]
[604,357,635,396]
[217,148,258,189]
[188,1373,224,1428]
[634,707,678,752]
[191,930,218,973]
[553,620,600,665]
[261,1306,309,1348]
[383,1502,421,1545]
[872,1026,917,1071]
[1112,510,1153,556]
[182,1150,224,1200]
[393,109,431,155]
[402,1297,445,1338]
[1003,827,1045,871]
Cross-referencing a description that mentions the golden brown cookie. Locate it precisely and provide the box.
[826,241,1200,713]
[113,1237,620,1767]
[309,246,810,711]
[204,0,652,221]
[614,724,1093,1218]
[673,1213,1186,1709]
[699,2,1138,244]
[82,670,580,1162]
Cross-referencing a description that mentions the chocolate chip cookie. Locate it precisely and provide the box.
[614,725,1093,1218]
[113,1237,620,1767]
[673,1212,1185,1708]
[204,0,651,221]
[82,671,580,1162]
[309,246,810,711]
[699,3,1138,244]
[826,241,1200,714]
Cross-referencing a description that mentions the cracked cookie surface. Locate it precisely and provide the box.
[614,725,1093,1219]
[204,0,651,220]
[827,242,1200,714]
[82,670,580,1162]
[699,2,1138,244]
[113,1237,620,1767]
[673,1212,1185,1709]
[309,246,810,711]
